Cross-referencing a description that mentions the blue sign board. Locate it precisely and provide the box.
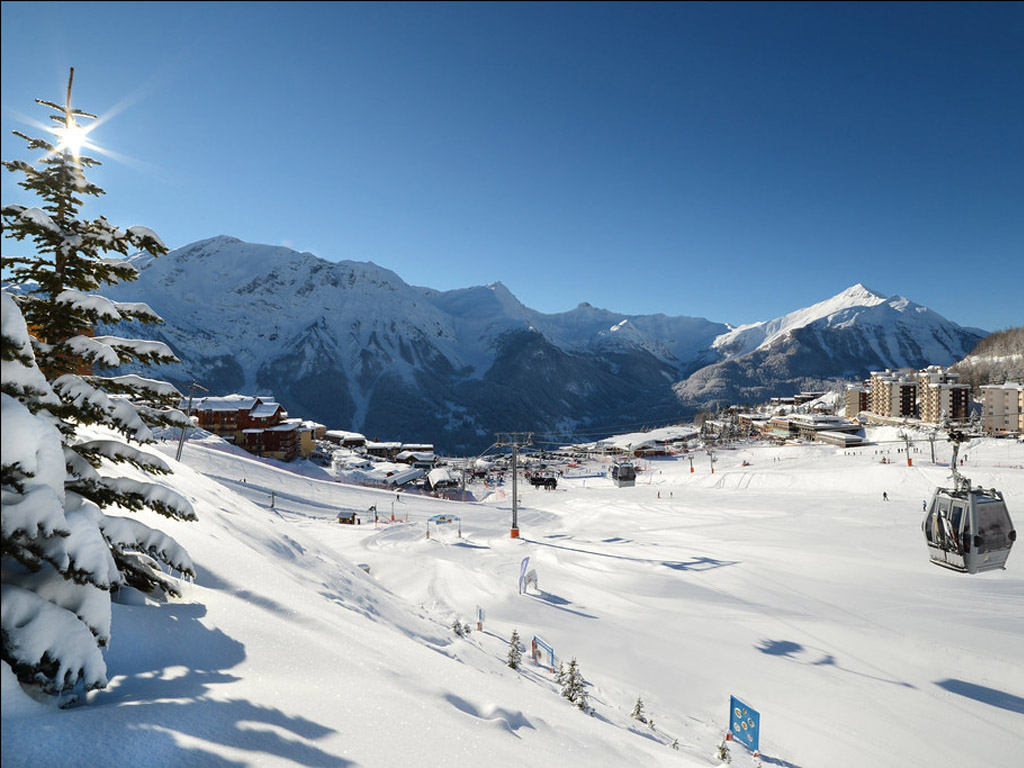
[729,695,760,753]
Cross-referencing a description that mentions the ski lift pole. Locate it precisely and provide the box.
[175,381,208,462]
[899,430,913,467]
[496,432,532,538]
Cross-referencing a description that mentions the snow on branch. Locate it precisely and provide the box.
[65,445,102,484]
[133,405,190,429]
[90,337,176,364]
[99,477,196,521]
[52,374,154,443]
[54,290,122,323]
[110,301,162,323]
[0,584,109,694]
[99,512,195,578]
[16,206,61,234]
[90,374,181,400]
[126,226,167,254]
[74,439,170,474]
[64,335,122,368]
[1,292,60,407]
[2,393,68,522]
[96,257,139,277]
[1,484,70,574]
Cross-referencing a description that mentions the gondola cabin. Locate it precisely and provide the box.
[922,486,1015,574]
[610,461,636,488]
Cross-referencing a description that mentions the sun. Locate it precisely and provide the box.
[53,120,93,158]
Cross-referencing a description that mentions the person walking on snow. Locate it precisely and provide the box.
[883,491,889,501]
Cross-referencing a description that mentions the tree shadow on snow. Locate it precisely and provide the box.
[77,599,353,767]
[756,638,914,689]
[935,679,1024,715]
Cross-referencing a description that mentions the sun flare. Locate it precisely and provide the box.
[53,121,92,157]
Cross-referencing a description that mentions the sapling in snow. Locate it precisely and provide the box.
[452,619,469,637]
[716,737,732,763]
[507,629,522,669]
[631,695,648,724]
[561,657,590,712]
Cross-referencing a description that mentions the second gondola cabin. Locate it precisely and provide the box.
[610,461,636,487]
[922,485,1016,574]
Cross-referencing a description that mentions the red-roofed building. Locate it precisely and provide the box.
[189,394,296,458]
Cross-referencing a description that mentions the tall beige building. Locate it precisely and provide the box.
[845,385,868,418]
[980,382,1023,435]
[869,369,917,418]
[916,366,970,423]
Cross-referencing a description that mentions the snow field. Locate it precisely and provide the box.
[3,430,1022,767]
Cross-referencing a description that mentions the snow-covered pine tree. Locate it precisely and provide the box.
[571,662,590,712]
[560,659,576,701]
[560,657,590,712]
[2,69,195,700]
[716,737,732,763]
[555,660,567,687]
[507,629,522,669]
[631,695,648,724]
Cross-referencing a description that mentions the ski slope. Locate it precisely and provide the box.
[3,430,1023,767]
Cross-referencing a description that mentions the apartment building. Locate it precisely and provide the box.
[980,382,1024,435]
[869,369,917,418]
[916,366,970,423]
[845,385,869,419]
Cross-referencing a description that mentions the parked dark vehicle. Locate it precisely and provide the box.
[529,474,557,490]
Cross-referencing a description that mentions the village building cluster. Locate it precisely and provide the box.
[183,395,449,490]
[844,367,1022,436]
[182,367,1020,478]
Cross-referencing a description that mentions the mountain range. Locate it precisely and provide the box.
[99,236,985,453]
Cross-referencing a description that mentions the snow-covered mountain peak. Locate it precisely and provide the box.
[838,283,887,303]
[713,283,891,358]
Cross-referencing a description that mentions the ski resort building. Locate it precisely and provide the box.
[365,441,402,460]
[189,395,286,438]
[763,414,862,444]
[916,366,970,423]
[868,369,918,419]
[324,430,367,449]
[187,394,304,461]
[242,421,301,462]
[980,382,1024,435]
[845,385,869,419]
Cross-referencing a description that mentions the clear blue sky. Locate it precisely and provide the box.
[2,2,1021,332]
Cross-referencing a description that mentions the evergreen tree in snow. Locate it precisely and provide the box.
[716,737,732,763]
[555,660,567,687]
[630,695,648,724]
[506,629,522,670]
[2,69,195,700]
[560,657,590,712]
